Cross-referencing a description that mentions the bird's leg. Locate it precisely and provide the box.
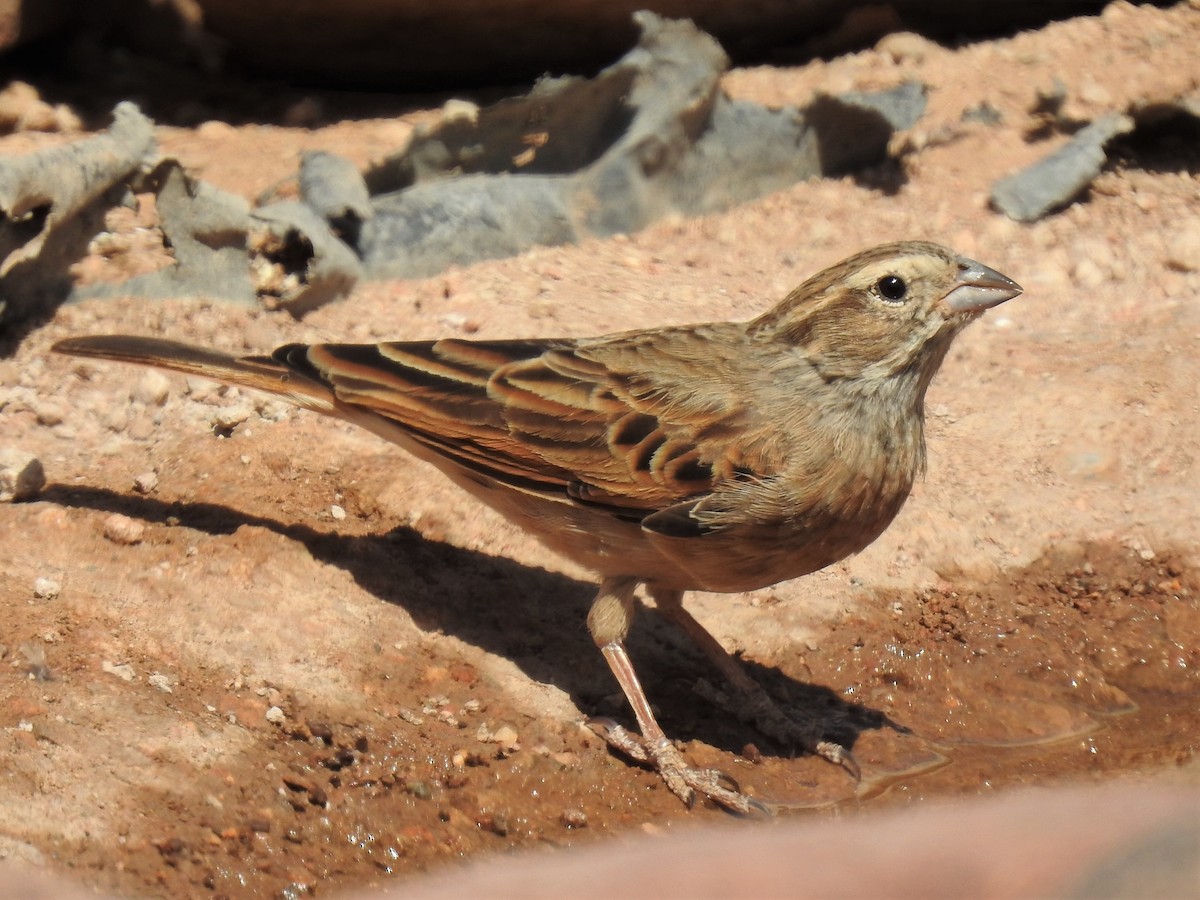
[649,587,860,779]
[585,577,770,815]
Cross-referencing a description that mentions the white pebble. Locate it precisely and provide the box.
[265,706,286,724]
[212,404,252,433]
[0,448,45,502]
[103,513,145,545]
[330,504,346,520]
[102,661,135,681]
[876,31,937,64]
[491,724,520,750]
[103,406,129,433]
[33,577,61,599]
[133,471,159,494]
[131,370,171,406]
[1165,225,1200,272]
[1071,258,1105,289]
[148,673,173,693]
[34,402,66,426]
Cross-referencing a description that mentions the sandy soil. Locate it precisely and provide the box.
[1,3,1199,897]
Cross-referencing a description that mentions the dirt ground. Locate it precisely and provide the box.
[2,3,1199,897]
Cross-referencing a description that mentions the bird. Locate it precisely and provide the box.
[53,241,1021,815]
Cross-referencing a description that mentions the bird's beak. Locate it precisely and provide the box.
[944,258,1023,313]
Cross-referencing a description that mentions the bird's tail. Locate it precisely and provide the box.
[52,335,338,413]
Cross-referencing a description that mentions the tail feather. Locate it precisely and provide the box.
[52,335,337,412]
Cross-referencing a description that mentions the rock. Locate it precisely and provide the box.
[0,449,45,502]
[33,402,66,426]
[133,471,159,494]
[877,31,938,65]
[148,673,173,693]
[131,370,171,406]
[1164,224,1200,272]
[32,578,61,600]
[990,113,1134,222]
[102,661,135,681]
[102,514,145,545]
[0,81,82,133]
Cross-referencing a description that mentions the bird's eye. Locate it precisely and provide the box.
[876,275,908,303]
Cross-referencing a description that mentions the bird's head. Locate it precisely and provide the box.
[751,241,1022,386]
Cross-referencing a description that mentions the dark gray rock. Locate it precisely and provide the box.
[991,113,1134,222]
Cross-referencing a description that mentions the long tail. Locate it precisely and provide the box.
[52,335,338,413]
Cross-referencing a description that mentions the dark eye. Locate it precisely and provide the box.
[877,275,908,303]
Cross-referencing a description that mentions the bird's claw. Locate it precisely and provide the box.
[815,739,861,780]
[585,718,772,817]
[695,678,861,781]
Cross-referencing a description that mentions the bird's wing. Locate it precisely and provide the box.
[290,326,781,519]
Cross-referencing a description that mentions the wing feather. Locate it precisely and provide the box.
[277,324,777,524]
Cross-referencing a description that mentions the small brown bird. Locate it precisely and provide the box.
[54,241,1021,814]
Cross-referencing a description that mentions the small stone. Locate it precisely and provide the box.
[0,449,46,502]
[148,673,173,693]
[131,370,171,406]
[197,119,236,139]
[442,98,480,123]
[102,661,136,681]
[1164,225,1200,272]
[398,708,424,726]
[33,577,61,599]
[330,504,346,520]
[33,402,66,426]
[133,471,159,494]
[265,706,286,725]
[128,414,157,441]
[490,724,520,750]
[559,808,588,829]
[103,406,129,433]
[247,816,272,834]
[212,404,252,435]
[1072,258,1105,289]
[103,513,145,545]
[407,780,432,800]
[877,31,937,64]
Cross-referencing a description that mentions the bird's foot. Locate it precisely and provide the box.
[587,717,773,816]
[694,679,861,780]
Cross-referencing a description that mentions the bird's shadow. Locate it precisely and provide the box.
[43,483,893,759]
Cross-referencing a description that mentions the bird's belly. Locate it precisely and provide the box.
[439,459,909,594]
[457,480,898,594]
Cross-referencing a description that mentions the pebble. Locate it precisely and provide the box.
[102,661,135,681]
[33,577,61,600]
[212,404,253,434]
[442,98,480,123]
[103,406,129,433]
[103,514,145,545]
[34,402,66,426]
[133,471,159,494]
[265,706,286,724]
[0,448,46,502]
[1164,224,1200,272]
[131,370,171,406]
[330,504,346,520]
[559,808,588,829]
[148,673,173,693]
[128,414,157,441]
[1071,258,1106,289]
[490,724,520,750]
[197,119,236,139]
[876,31,937,64]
